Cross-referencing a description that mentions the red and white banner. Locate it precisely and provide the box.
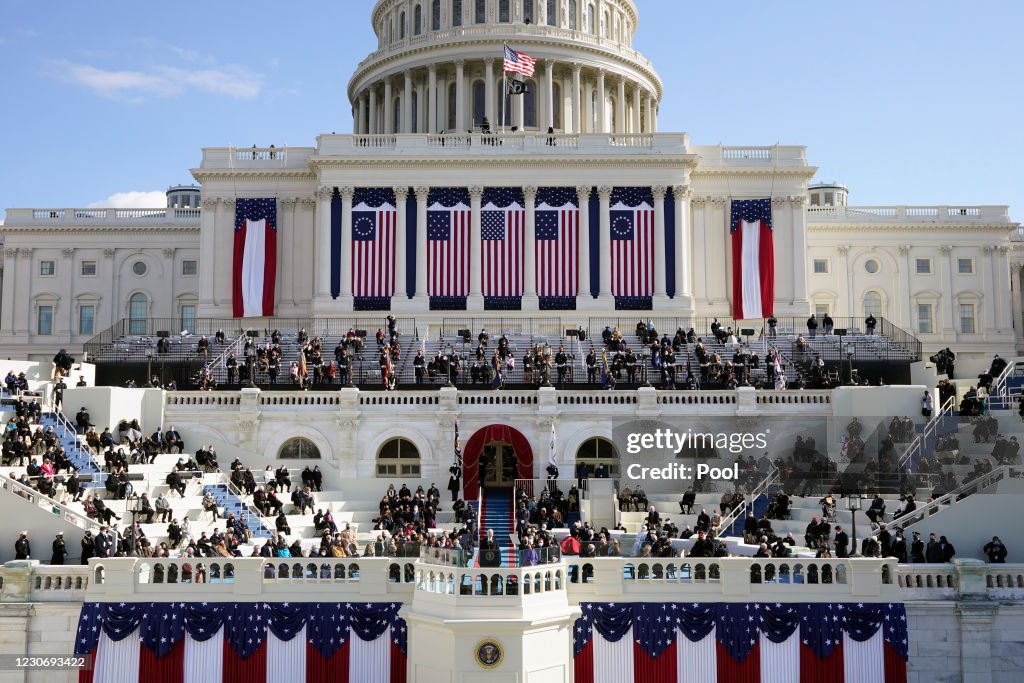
[232,199,277,318]
[730,198,775,319]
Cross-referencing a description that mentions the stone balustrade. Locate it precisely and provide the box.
[4,207,201,226]
[807,204,1011,224]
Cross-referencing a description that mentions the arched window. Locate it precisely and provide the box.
[447,83,457,130]
[128,292,148,335]
[606,94,615,132]
[568,0,577,29]
[499,0,510,22]
[552,81,562,129]
[524,78,538,128]
[576,437,619,476]
[377,438,421,477]
[863,290,882,318]
[547,0,557,26]
[432,0,441,30]
[601,9,608,37]
[472,80,486,126]
[452,0,463,26]
[522,0,533,23]
[586,3,594,33]
[414,4,423,34]
[399,11,407,39]
[475,0,486,23]
[279,437,321,459]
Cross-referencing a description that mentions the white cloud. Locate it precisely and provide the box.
[88,191,167,209]
[49,59,263,100]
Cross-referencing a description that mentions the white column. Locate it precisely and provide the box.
[652,186,669,306]
[597,186,612,301]
[644,93,653,133]
[315,187,333,306]
[278,198,295,307]
[576,186,593,304]
[416,80,426,133]
[939,245,955,337]
[790,196,809,311]
[368,87,378,134]
[198,197,218,313]
[616,76,626,134]
[383,79,394,134]
[596,70,606,133]
[394,187,409,301]
[522,186,538,310]
[339,187,354,307]
[631,86,641,134]
[428,65,438,133]
[484,59,495,128]
[0,249,17,335]
[993,247,1009,334]
[673,186,694,311]
[403,71,413,133]
[571,64,582,134]
[467,186,484,309]
[415,187,430,302]
[356,96,366,134]
[455,60,466,132]
[1011,265,1024,350]
[544,60,555,129]
[898,245,912,326]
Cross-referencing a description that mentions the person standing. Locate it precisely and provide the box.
[922,390,934,418]
[984,536,1008,563]
[14,532,30,560]
[833,525,849,558]
[51,532,67,565]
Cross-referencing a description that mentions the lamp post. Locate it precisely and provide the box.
[844,342,855,384]
[847,494,862,557]
[144,347,154,385]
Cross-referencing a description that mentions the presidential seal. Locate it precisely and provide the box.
[474,638,504,669]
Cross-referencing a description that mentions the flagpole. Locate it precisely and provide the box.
[502,43,508,134]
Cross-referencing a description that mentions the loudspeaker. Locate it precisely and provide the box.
[834,328,848,336]
[246,330,260,338]
[458,329,471,338]
[157,331,170,338]
[741,328,755,337]
[566,329,579,338]
[479,549,501,567]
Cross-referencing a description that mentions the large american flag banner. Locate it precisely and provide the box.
[574,602,908,683]
[75,601,407,683]
[481,188,524,298]
[535,187,579,298]
[503,45,536,77]
[731,198,775,320]
[610,187,654,298]
[427,188,471,298]
[351,188,397,299]
[232,198,277,318]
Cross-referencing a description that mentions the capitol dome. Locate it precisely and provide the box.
[348,0,662,135]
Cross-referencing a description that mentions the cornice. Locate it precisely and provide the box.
[190,169,317,181]
[309,156,699,170]
[691,169,816,179]
[807,223,1014,234]
[0,226,201,234]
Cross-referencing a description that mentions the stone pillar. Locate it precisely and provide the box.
[403,71,413,133]
[278,198,296,307]
[652,186,669,307]
[577,186,593,303]
[455,60,466,132]
[632,86,641,134]
[673,185,694,311]
[956,602,998,683]
[522,186,538,310]
[898,245,913,326]
[616,76,626,134]
[315,187,333,305]
[596,70,606,133]
[428,65,438,134]
[356,95,366,134]
[368,86,378,134]
[644,93,653,133]
[597,185,613,301]
[1012,265,1024,351]
[939,244,956,337]
[393,187,409,301]
[198,197,218,314]
[484,59,495,128]
[467,186,484,309]
[544,60,555,130]
[383,79,393,134]
[415,187,430,302]
[571,64,582,134]
[994,246,1011,333]
[0,249,17,335]
[790,195,809,312]
[338,187,354,308]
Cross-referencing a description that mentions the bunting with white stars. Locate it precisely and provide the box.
[730,198,775,320]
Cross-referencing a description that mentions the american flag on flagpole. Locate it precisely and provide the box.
[609,187,654,298]
[481,188,524,298]
[503,45,536,77]
[535,192,579,298]
[351,188,397,298]
[427,188,471,297]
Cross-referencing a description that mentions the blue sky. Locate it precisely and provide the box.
[2,1,1022,221]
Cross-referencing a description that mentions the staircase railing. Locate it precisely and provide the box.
[989,358,1023,410]
[0,472,100,532]
[46,410,100,474]
[209,472,274,537]
[895,466,1013,528]
[208,333,247,382]
[898,395,956,471]
[719,466,779,537]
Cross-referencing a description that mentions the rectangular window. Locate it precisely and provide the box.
[813,259,829,274]
[958,258,974,274]
[180,305,196,333]
[40,260,55,276]
[960,304,976,334]
[917,303,933,334]
[81,260,97,276]
[182,260,198,276]
[815,304,830,318]
[79,305,95,336]
[915,258,932,274]
[38,306,53,335]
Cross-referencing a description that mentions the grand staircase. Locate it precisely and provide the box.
[479,487,517,567]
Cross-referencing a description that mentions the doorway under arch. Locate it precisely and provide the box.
[462,424,534,499]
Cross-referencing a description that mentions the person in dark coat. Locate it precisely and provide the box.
[448,464,461,502]
[911,532,925,563]
[51,532,67,565]
[80,531,94,565]
[14,532,30,559]
[833,525,849,558]
[984,536,1008,563]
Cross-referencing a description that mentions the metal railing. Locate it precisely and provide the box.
[894,466,1012,528]
[899,396,957,471]
[718,466,780,536]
